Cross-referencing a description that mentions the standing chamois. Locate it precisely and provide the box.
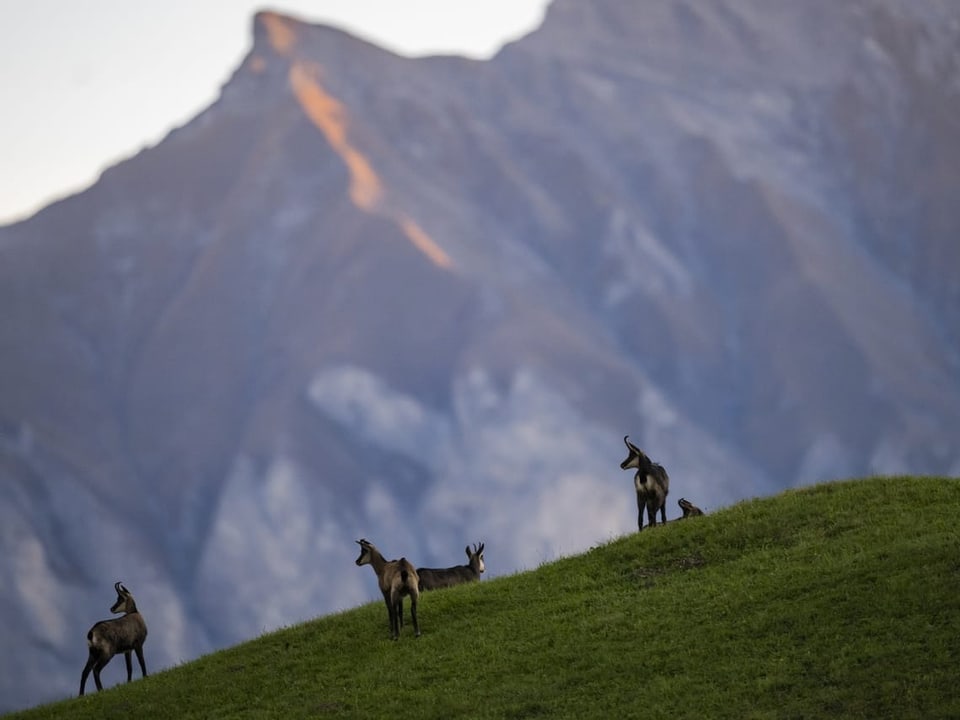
[620,435,670,531]
[417,542,485,591]
[355,538,421,640]
[79,582,148,696]
[678,497,705,518]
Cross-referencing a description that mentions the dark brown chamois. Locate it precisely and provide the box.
[417,542,485,591]
[678,497,705,518]
[355,538,421,640]
[620,435,670,531]
[79,582,148,696]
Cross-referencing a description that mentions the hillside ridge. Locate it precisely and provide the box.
[10,476,959,719]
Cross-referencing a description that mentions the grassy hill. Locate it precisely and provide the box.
[8,476,959,720]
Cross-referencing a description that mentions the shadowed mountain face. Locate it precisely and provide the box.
[1,0,958,710]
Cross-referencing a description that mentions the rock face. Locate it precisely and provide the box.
[1,0,957,710]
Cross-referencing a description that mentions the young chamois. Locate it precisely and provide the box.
[678,497,705,518]
[79,582,148,696]
[620,436,670,531]
[417,543,485,591]
[354,538,421,640]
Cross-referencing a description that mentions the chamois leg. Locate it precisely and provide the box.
[135,645,148,678]
[124,651,133,682]
[659,501,667,525]
[410,595,421,637]
[388,610,398,640]
[647,501,658,528]
[79,650,98,696]
[386,592,402,640]
[92,656,110,692]
[396,598,404,629]
[636,493,645,531]
[381,592,397,639]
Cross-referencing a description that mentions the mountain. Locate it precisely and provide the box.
[1,0,958,712]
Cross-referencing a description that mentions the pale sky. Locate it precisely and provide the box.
[0,1,550,225]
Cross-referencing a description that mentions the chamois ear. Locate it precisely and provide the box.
[465,545,471,559]
[478,543,484,554]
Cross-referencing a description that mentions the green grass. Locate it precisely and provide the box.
[8,476,960,719]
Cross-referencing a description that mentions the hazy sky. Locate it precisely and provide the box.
[0,1,550,225]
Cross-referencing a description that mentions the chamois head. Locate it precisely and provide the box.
[110,582,136,614]
[620,435,650,470]
[678,497,704,518]
[466,543,485,574]
[355,538,375,566]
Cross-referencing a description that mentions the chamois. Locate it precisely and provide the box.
[355,538,421,640]
[620,435,670,531]
[79,582,148,696]
[678,497,704,518]
[417,542,485,591]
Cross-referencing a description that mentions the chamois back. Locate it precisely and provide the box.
[418,542,485,591]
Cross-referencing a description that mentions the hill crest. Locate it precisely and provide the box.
[10,476,959,719]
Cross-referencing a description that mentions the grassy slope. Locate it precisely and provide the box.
[8,476,960,720]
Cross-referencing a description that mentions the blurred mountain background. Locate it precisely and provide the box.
[1,0,958,711]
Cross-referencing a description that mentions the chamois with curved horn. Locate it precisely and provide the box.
[678,497,705,518]
[355,538,421,640]
[620,436,670,531]
[417,542,485,591]
[79,582,148,696]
